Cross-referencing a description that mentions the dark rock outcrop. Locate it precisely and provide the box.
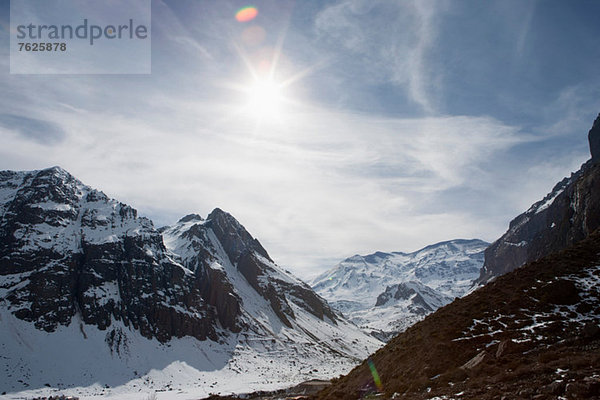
[205,208,271,262]
[589,113,600,163]
[375,281,451,316]
[478,114,600,284]
[162,207,338,329]
[0,167,338,343]
[0,167,232,342]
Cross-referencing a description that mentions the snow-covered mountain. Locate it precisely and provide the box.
[0,166,381,400]
[312,239,488,340]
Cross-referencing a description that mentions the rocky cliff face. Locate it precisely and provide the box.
[478,114,600,284]
[0,167,341,343]
[0,167,222,343]
[162,208,338,331]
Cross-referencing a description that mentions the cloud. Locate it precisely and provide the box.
[314,0,445,113]
[0,89,532,279]
[514,0,537,59]
[0,113,65,144]
[1,0,595,281]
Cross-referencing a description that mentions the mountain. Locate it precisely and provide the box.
[313,227,600,400]
[0,167,381,399]
[477,114,600,284]
[312,239,488,340]
[309,113,600,400]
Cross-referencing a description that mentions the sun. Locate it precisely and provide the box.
[245,78,283,118]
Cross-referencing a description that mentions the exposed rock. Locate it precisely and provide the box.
[375,281,452,317]
[589,113,600,163]
[162,207,338,329]
[460,350,493,371]
[518,388,535,397]
[565,379,600,398]
[205,208,270,262]
[541,381,566,395]
[0,167,229,342]
[478,114,600,284]
[495,339,518,358]
[478,162,600,284]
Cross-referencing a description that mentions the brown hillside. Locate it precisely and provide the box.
[313,230,600,400]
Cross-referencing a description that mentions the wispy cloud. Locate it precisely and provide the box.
[0,113,65,144]
[314,0,444,113]
[514,0,537,59]
[0,87,534,278]
[1,0,597,280]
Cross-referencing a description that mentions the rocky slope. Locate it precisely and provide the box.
[312,229,600,400]
[308,113,600,400]
[0,167,381,399]
[0,166,215,343]
[312,239,488,340]
[477,114,600,284]
[162,210,338,331]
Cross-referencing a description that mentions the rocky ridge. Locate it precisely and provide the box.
[477,115,600,284]
[0,166,218,343]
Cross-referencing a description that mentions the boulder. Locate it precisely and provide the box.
[495,339,519,358]
[461,350,493,370]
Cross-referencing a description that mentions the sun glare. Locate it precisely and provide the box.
[245,78,283,118]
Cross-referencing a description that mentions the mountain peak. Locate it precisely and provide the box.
[177,213,204,223]
[589,112,600,163]
[39,165,72,178]
[207,207,229,219]
[206,208,271,261]
[45,165,66,172]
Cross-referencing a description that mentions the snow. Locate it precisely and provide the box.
[533,190,563,214]
[450,266,600,345]
[525,173,575,216]
[32,202,75,212]
[506,241,528,247]
[0,299,380,400]
[2,169,161,257]
[0,168,384,399]
[312,239,487,336]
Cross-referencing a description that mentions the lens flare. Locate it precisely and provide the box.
[241,25,266,46]
[236,6,258,22]
[367,359,383,392]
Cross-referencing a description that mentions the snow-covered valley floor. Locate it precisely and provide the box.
[0,306,378,400]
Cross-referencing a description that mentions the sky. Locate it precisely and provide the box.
[1,0,599,280]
